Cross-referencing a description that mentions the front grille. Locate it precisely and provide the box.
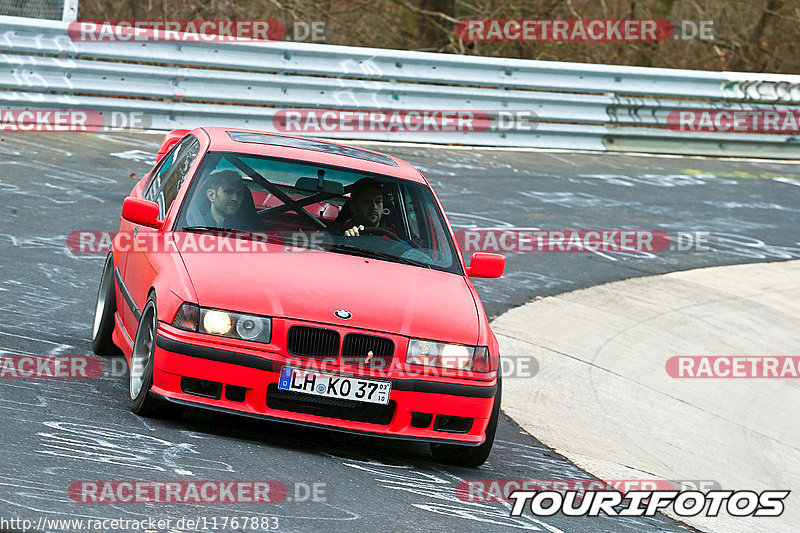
[341,333,394,369]
[266,384,395,425]
[286,325,340,359]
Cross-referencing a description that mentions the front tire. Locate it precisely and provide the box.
[91,253,121,355]
[130,294,166,416]
[430,370,501,467]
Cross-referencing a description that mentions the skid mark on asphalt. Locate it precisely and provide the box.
[41,181,105,204]
[336,455,559,531]
[518,191,640,209]
[36,262,93,290]
[699,233,800,260]
[4,135,73,156]
[109,149,156,165]
[36,421,236,475]
[447,211,515,229]
[331,441,687,532]
[576,172,739,188]
[0,329,72,356]
[0,478,106,520]
[93,132,161,148]
[487,440,690,532]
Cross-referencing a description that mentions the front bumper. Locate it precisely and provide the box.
[152,325,498,445]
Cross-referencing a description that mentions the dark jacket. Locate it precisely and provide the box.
[185,197,260,230]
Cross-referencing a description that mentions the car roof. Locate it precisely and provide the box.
[197,127,428,184]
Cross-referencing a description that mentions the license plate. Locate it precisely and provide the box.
[278,367,391,405]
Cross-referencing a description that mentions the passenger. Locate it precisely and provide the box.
[186,170,260,229]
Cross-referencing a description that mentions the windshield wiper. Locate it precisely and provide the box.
[180,225,236,232]
[180,226,286,245]
[328,243,432,269]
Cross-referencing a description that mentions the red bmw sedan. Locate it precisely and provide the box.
[92,127,505,466]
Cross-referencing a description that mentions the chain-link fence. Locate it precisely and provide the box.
[0,0,76,21]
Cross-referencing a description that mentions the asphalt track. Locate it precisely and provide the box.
[0,131,798,533]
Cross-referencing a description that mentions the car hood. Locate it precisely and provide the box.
[176,240,479,344]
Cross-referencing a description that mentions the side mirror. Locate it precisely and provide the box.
[467,252,505,278]
[122,197,162,229]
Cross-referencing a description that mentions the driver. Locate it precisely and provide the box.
[334,177,425,253]
[338,177,388,237]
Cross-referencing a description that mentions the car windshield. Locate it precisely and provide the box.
[174,152,462,274]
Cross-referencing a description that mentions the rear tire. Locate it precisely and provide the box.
[130,294,167,417]
[430,370,501,467]
[91,253,121,356]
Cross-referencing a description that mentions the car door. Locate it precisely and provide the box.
[119,136,200,338]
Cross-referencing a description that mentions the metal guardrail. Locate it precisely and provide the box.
[1,16,799,157]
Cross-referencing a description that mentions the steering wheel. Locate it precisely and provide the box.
[360,227,403,241]
[359,227,421,249]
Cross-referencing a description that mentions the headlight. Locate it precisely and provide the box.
[203,310,232,335]
[236,315,265,340]
[407,339,483,370]
[172,303,271,344]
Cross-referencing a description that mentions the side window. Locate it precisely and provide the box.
[401,183,454,268]
[400,183,428,247]
[405,192,422,242]
[145,137,200,218]
[144,136,191,197]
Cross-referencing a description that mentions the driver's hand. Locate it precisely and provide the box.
[344,225,364,237]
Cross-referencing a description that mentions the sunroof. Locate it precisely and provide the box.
[227,131,398,167]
